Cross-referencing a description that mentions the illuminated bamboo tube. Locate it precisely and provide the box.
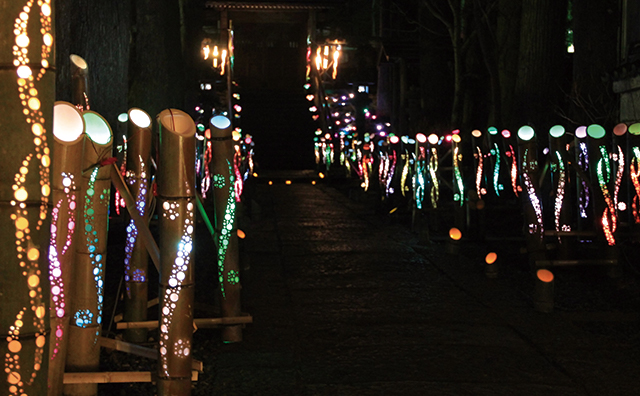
[208,115,243,343]
[628,123,640,227]
[517,126,545,265]
[0,1,55,395]
[156,109,196,396]
[70,54,89,111]
[587,124,617,246]
[64,111,112,396]
[49,102,85,396]
[122,108,152,344]
[548,125,572,243]
[574,126,590,229]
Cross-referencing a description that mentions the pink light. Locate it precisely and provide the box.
[390,136,400,144]
[245,137,252,144]
[416,133,427,143]
[575,126,587,139]
[445,135,452,142]
[501,130,511,139]
[452,129,460,134]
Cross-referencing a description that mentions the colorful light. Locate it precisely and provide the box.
[429,148,439,208]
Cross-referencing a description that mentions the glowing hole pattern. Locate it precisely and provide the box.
[453,145,464,205]
[48,173,76,358]
[6,2,53,393]
[553,151,568,240]
[233,145,243,202]
[597,146,617,245]
[507,145,519,196]
[124,158,148,297]
[216,160,237,299]
[578,142,590,219]
[492,143,503,196]
[400,153,410,197]
[475,147,486,199]
[630,147,640,223]
[159,200,194,376]
[413,148,426,210]
[523,149,544,237]
[201,141,212,198]
[429,148,439,208]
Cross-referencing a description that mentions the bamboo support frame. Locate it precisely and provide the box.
[65,111,113,396]
[123,108,153,343]
[98,337,203,372]
[70,55,89,111]
[0,2,55,394]
[208,115,243,343]
[48,102,85,396]
[115,316,253,330]
[156,108,197,396]
[63,371,199,384]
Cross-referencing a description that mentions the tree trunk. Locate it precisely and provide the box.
[514,0,568,129]
[497,0,521,130]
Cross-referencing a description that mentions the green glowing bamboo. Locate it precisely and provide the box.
[208,115,243,343]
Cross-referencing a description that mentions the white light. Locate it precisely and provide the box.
[129,108,152,128]
[53,102,84,143]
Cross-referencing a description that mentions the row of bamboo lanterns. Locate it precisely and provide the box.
[1,45,247,396]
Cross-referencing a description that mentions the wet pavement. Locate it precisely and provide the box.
[103,170,640,395]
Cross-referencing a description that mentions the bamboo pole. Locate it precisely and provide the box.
[156,109,196,396]
[116,316,253,329]
[63,371,199,384]
[208,115,243,343]
[64,111,113,396]
[0,1,55,394]
[98,337,203,371]
[517,126,546,267]
[70,55,89,111]
[123,108,153,343]
[48,102,85,396]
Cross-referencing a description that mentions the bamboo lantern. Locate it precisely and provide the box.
[208,115,243,343]
[70,55,89,111]
[574,126,591,230]
[0,1,55,395]
[122,108,153,344]
[548,126,572,242]
[586,124,620,266]
[517,126,545,265]
[49,102,85,396]
[628,123,640,228]
[156,109,196,395]
[64,111,112,396]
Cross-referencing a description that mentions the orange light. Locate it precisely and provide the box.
[311,180,316,185]
[318,172,325,179]
[449,227,462,241]
[428,134,439,145]
[416,133,427,144]
[471,130,482,138]
[485,252,497,264]
[537,269,554,283]
[237,229,246,239]
[268,181,273,185]
[285,180,292,185]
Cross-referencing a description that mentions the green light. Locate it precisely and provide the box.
[197,123,205,132]
[630,123,640,136]
[549,125,565,138]
[488,127,498,135]
[518,126,535,141]
[587,124,606,139]
[118,113,128,123]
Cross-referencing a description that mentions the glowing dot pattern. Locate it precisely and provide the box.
[6,2,53,394]
[233,145,244,202]
[553,151,568,240]
[413,148,426,210]
[577,142,590,219]
[429,148,439,208]
[522,149,544,238]
[400,154,410,197]
[124,158,148,297]
[507,145,519,197]
[78,167,106,336]
[630,147,640,223]
[216,160,237,299]
[492,143,503,196]
[73,309,93,327]
[474,147,485,199]
[227,270,240,285]
[597,146,617,245]
[613,146,624,223]
[453,145,464,205]
[212,174,226,189]
[201,141,212,198]
[159,202,194,376]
